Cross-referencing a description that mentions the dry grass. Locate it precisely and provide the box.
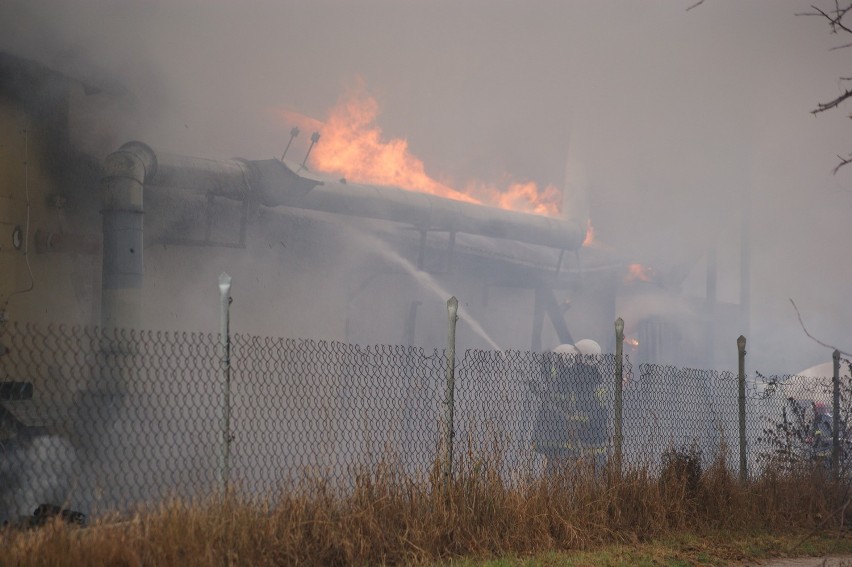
[2,453,851,566]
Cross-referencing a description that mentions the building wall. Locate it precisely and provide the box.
[0,96,99,327]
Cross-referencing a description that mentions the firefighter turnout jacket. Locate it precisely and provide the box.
[532,354,609,457]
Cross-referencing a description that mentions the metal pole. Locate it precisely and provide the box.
[444,296,459,482]
[737,335,748,483]
[832,349,841,481]
[280,127,300,161]
[301,131,320,169]
[705,247,717,368]
[218,272,232,493]
[614,318,624,476]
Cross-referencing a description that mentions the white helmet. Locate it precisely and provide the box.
[574,339,602,356]
[553,343,579,355]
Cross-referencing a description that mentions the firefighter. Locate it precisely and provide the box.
[531,340,609,475]
[809,401,845,468]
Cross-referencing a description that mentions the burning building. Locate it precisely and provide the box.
[0,51,626,352]
[0,51,631,520]
[0,50,761,521]
[0,50,755,409]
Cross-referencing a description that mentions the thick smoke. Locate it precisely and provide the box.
[0,0,849,374]
[0,435,78,523]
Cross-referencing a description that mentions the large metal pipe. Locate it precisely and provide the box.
[147,152,251,198]
[144,150,584,251]
[254,160,584,250]
[98,141,585,328]
[99,141,157,329]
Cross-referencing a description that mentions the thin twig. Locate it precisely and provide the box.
[686,0,705,11]
[812,88,852,114]
[788,494,852,554]
[833,494,851,553]
[833,154,852,173]
[810,3,852,35]
[790,299,852,356]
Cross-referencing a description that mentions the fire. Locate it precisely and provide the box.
[309,84,478,205]
[624,263,654,284]
[481,180,561,217]
[274,80,561,216]
[582,219,595,247]
[626,338,639,347]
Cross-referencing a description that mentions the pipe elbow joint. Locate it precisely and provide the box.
[102,141,158,186]
[101,141,158,211]
[117,141,158,183]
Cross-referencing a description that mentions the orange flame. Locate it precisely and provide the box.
[624,263,654,284]
[626,337,639,347]
[582,219,595,247]
[274,80,561,216]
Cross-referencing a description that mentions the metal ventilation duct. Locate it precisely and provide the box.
[99,142,585,328]
[250,160,585,251]
[142,150,585,251]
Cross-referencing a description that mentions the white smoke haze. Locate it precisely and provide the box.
[1,0,849,375]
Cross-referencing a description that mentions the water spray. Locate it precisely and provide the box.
[355,228,502,351]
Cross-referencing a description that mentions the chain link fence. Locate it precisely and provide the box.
[1,321,849,524]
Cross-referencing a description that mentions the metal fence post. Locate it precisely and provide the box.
[218,272,232,493]
[444,296,459,482]
[737,335,747,483]
[614,317,624,476]
[832,349,841,481]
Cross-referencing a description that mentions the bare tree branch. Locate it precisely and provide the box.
[790,298,852,356]
[813,88,852,114]
[833,153,852,173]
[807,3,852,35]
[800,2,852,172]
[829,0,852,31]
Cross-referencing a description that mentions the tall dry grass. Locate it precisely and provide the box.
[2,451,850,566]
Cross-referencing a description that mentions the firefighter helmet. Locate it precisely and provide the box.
[553,344,579,355]
[574,339,602,356]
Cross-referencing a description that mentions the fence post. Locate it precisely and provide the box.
[218,272,232,493]
[444,296,459,483]
[737,335,748,483]
[614,317,624,476]
[832,349,841,481]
